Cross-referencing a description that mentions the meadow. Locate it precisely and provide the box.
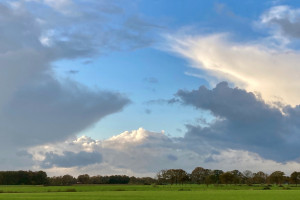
[0,184,300,200]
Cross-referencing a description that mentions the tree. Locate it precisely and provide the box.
[231,170,243,184]
[269,171,285,185]
[157,169,189,185]
[290,172,300,186]
[90,176,103,184]
[0,171,48,185]
[204,174,215,186]
[211,170,223,184]
[100,176,110,184]
[191,167,211,184]
[129,177,156,185]
[243,170,253,185]
[62,175,76,186]
[34,171,48,185]
[77,174,90,184]
[157,170,167,185]
[0,173,3,185]
[220,172,234,184]
[176,169,189,184]
[253,171,267,184]
[108,175,130,184]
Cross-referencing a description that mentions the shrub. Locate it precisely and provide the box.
[65,188,77,192]
[262,186,271,190]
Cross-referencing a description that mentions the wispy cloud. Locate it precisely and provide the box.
[166,31,300,106]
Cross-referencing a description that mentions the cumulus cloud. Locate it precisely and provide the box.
[29,128,207,176]
[28,127,300,176]
[176,82,300,162]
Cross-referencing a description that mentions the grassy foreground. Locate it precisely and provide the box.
[0,185,299,200]
[1,191,300,200]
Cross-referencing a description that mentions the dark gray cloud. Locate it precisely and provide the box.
[0,2,131,148]
[0,1,158,170]
[0,73,129,147]
[0,3,48,109]
[272,18,300,38]
[176,82,300,162]
[42,151,102,168]
[261,6,300,39]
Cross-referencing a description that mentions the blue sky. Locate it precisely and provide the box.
[52,0,281,139]
[54,46,208,139]
[3,0,300,176]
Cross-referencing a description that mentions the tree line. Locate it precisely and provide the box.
[157,168,300,186]
[0,168,300,186]
[0,171,155,186]
[48,174,156,186]
[0,171,47,185]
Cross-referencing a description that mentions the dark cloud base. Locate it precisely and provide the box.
[177,82,300,162]
[42,151,102,168]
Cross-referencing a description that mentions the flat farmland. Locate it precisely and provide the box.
[0,185,300,200]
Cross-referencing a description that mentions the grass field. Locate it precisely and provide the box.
[0,185,299,200]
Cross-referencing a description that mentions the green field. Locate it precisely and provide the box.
[0,185,299,200]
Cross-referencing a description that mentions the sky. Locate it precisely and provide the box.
[2,0,300,177]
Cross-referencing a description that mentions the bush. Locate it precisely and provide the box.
[178,188,191,191]
[114,188,126,191]
[262,186,271,190]
[65,188,77,192]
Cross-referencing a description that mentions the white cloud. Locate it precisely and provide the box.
[166,33,300,106]
[29,128,206,176]
[28,128,300,177]
[104,128,168,148]
[205,149,300,175]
